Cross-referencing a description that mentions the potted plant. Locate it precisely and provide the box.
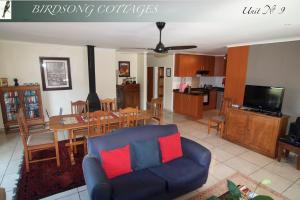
[208,179,273,200]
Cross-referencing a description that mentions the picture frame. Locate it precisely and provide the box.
[118,61,130,77]
[166,68,171,77]
[39,57,72,91]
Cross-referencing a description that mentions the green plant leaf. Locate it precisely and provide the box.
[227,180,241,198]
[207,195,220,200]
[253,195,273,200]
[261,179,272,185]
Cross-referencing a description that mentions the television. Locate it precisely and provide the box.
[243,85,285,113]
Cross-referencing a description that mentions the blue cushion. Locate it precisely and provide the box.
[87,124,178,159]
[149,157,207,192]
[131,139,161,170]
[110,169,166,200]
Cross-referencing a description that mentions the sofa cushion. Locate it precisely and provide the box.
[149,157,206,192]
[131,139,161,170]
[111,169,166,200]
[100,145,132,179]
[158,133,183,163]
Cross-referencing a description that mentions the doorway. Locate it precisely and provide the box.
[147,66,164,103]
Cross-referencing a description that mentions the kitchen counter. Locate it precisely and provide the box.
[173,91,204,118]
[173,87,224,95]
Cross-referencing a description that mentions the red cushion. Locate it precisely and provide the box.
[99,145,132,179]
[158,133,183,163]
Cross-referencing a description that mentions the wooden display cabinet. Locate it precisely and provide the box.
[224,108,289,158]
[0,85,45,133]
[116,84,140,109]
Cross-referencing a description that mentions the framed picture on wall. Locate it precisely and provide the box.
[166,68,171,77]
[39,57,72,91]
[118,61,130,77]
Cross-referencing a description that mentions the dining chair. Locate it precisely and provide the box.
[71,100,87,114]
[119,107,139,128]
[87,110,111,138]
[148,98,163,124]
[100,98,117,112]
[208,98,232,136]
[17,108,60,172]
[69,100,88,158]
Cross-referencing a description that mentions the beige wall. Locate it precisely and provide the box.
[147,54,175,111]
[0,40,137,128]
[116,52,138,85]
[246,40,300,122]
[137,53,147,109]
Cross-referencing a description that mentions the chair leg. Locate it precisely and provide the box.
[74,138,77,154]
[28,151,32,161]
[54,130,61,167]
[277,144,283,162]
[220,123,224,137]
[24,150,30,172]
[208,120,211,134]
[84,139,87,155]
[284,149,290,158]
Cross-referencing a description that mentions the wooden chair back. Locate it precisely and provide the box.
[16,108,29,149]
[150,98,163,123]
[88,110,110,137]
[101,98,117,112]
[119,107,139,128]
[219,98,232,117]
[71,100,87,115]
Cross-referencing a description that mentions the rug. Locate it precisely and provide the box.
[189,172,288,200]
[15,140,86,200]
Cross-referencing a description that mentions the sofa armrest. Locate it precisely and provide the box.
[181,137,211,169]
[82,156,111,200]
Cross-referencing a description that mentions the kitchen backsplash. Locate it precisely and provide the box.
[199,76,224,88]
[173,76,224,89]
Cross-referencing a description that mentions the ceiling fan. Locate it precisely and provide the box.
[124,22,197,53]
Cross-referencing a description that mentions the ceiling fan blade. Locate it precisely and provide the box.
[119,47,154,51]
[166,45,197,50]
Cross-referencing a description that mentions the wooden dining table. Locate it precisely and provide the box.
[49,110,152,165]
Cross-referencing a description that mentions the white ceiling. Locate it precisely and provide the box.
[0,1,300,54]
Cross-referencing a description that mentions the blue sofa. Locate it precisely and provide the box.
[82,124,211,200]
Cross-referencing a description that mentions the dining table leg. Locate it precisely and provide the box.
[54,130,61,167]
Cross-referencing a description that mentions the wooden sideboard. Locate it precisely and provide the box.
[224,108,289,158]
[116,84,140,109]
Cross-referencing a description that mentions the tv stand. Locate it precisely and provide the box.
[241,107,282,117]
[224,108,289,158]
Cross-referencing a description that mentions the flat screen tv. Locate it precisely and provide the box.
[243,85,285,113]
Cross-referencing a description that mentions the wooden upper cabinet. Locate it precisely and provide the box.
[175,54,215,77]
[214,56,226,76]
[175,54,200,77]
[224,46,249,105]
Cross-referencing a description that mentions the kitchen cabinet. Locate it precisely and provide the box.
[175,54,200,77]
[224,108,289,158]
[173,92,203,118]
[175,54,215,77]
[214,56,226,76]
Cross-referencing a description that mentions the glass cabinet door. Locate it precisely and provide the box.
[23,90,40,119]
[3,91,20,121]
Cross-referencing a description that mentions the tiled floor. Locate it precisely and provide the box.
[1,111,300,200]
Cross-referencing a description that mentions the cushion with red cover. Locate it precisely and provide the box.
[158,133,183,163]
[99,145,132,179]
